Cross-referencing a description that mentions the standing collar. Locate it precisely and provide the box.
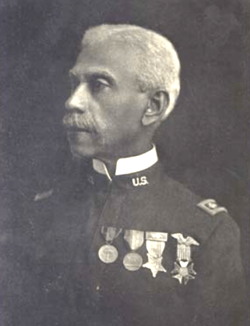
[92,145,158,179]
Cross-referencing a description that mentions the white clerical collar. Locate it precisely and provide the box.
[92,145,158,179]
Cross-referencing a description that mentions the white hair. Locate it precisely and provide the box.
[82,24,181,119]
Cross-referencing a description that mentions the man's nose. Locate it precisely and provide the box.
[65,84,89,111]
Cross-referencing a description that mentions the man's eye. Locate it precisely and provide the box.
[91,78,110,92]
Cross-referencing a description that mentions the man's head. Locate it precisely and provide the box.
[63,24,180,162]
[82,25,181,116]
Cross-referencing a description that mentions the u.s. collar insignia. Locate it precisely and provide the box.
[132,176,149,187]
[171,233,199,285]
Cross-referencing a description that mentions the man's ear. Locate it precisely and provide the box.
[142,90,169,126]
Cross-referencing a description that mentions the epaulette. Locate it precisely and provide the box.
[197,199,228,216]
[34,189,54,202]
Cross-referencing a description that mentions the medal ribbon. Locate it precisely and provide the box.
[124,230,144,251]
[145,240,165,258]
[145,232,168,257]
[146,231,168,242]
[177,244,191,262]
[101,226,122,243]
[172,233,199,263]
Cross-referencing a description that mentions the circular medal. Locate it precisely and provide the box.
[98,244,118,264]
[123,252,143,271]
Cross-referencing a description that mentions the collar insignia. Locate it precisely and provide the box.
[132,176,149,187]
[197,199,228,216]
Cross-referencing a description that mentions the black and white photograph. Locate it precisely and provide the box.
[1,0,249,325]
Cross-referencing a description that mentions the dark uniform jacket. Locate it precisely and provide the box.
[5,148,246,326]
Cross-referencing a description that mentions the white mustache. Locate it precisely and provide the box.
[63,112,96,133]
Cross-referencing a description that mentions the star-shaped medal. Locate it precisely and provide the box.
[143,254,167,278]
[171,262,196,285]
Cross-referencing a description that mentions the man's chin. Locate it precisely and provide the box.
[69,145,96,159]
[67,132,96,159]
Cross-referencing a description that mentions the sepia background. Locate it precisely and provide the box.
[0,0,249,279]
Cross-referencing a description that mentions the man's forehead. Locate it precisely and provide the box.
[70,42,140,79]
[81,42,136,63]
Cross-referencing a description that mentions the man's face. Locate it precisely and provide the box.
[63,41,149,161]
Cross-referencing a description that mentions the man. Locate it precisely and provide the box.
[23,24,245,326]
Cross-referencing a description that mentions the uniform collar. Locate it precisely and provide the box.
[92,145,158,180]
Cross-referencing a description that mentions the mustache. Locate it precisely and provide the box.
[63,112,96,133]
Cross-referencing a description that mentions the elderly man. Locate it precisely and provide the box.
[26,25,245,326]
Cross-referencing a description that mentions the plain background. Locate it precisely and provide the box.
[0,0,249,304]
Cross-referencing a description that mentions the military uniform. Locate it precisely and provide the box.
[15,146,245,326]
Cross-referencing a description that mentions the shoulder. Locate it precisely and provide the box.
[159,174,239,243]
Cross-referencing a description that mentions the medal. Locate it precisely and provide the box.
[123,230,144,271]
[143,232,168,278]
[123,252,143,271]
[171,261,196,285]
[98,244,118,263]
[171,233,199,285]
[98,226,122,264]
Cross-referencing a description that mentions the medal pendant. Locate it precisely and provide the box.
[123,229,144,271]
[123,252,143,271]
[171,261,196,285]
[98,244,118,263]
[143,253,166,278]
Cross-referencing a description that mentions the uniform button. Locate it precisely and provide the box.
[96,285,100,291]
